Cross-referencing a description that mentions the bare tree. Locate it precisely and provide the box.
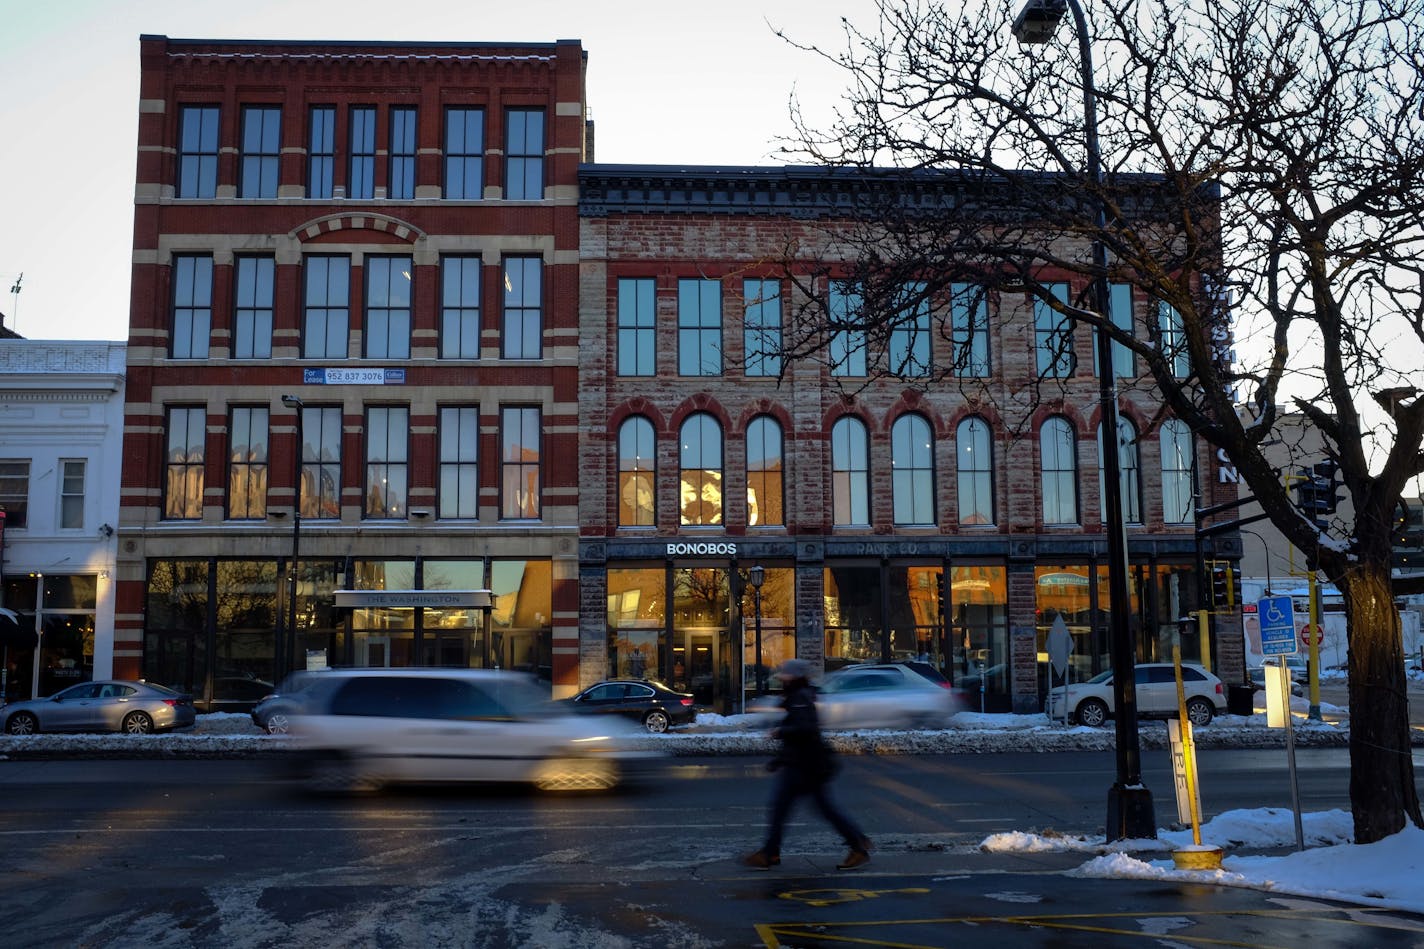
[775,0,1424,843]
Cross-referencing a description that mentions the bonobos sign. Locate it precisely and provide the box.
[667,542,738,557]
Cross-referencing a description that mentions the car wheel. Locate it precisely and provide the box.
[643,710,671,733]
[5,712,38,735]
[265,712,291,735]
[533,757,619,792]
[122,711,154,734]
[1185,697,1214,726]
[1075,698,1110,728]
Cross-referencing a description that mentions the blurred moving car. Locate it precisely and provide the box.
[251,671,325,734]
[288,668,647,792]
[564,679,695,733]
[2,680,196,735]
[1249,657,1307,696]
[815,662,964,729]
[1045,662,1226,727]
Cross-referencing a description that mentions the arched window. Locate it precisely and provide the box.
[1160,419,1195,524]
[679,413,723,526]
[746,416,784,527]
[831,417,870,526]
[956,416,994,526]
[1098,417,1142,525]
[618,416,656,527]
[891,414,935,525]
[1040,416,1078,525]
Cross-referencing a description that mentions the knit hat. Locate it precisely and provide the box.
[777,658,811,679]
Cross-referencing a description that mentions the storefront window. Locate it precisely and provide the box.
[213,560,277,700]
[352,559,416,667]
[1036,564,1094,688]
[490,559,552,676]
[741,567,794,694]
[1151,564,1200,663]
[950,565,1009,709]
[823,565,883,670]
[887,565,941,661]
[608,568,665,680]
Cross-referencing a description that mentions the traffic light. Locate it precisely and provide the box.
[1294,460,1342,528]
[1208,561,1235,610]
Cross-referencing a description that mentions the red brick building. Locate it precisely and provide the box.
[118,37,588,706]
[576,166,1243,713]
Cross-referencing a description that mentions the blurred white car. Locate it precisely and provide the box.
[288,668,646,792]
[815,663,964,729]
[1045,662,1226,727]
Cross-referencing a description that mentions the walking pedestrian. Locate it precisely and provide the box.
[742,658,872,871]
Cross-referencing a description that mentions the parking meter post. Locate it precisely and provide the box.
[1307,573,1322,720]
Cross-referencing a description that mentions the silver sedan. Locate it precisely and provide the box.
[2,680,196,735]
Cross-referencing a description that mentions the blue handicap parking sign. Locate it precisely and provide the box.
[1258,595,1298,655]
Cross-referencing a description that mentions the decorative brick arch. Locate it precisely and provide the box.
[289,212,427,244]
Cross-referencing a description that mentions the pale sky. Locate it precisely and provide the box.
[0,0,875,342]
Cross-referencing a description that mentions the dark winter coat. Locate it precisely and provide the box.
[770,679,837,784]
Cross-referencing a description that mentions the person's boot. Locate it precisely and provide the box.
[837,837,872,871]
[742,850,780,870]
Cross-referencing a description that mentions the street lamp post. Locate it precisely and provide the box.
[749,565,766,698]
[1014,0,1156,840]
[280,394,304,682]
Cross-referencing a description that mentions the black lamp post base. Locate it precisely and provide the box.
[1106,783,1157,841]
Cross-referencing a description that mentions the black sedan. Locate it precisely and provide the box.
[250,670,327,734]
[565,679,697,733]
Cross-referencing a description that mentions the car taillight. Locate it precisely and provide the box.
[1215,684,1223,694]
[937,682,953,689]
[163,699,182,707]
[679,698,693,706]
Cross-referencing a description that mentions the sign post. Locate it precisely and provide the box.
[1256,595,1305,852]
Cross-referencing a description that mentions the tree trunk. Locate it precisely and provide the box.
[1343,561,1423,843]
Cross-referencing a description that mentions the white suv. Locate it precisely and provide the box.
[1045,662,1226,727]
[288,668,641,792]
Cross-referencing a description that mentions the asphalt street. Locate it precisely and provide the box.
[1,750,1420,947]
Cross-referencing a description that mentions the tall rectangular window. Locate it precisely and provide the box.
[1158,302,1191,378]
[500,406,541,520]
[439,406,479,519]
[233,256,274,359]
[227,407,268,520]
[1093,283,1136,378]
[389,106,417,200]
[445,107,484,199]
[744,278,782,377]
[364,406,409,519]
[365,256,412,359]
[60,460,85,529]
[1035,283,1075,377]
[303,256,350,359]
[301,405,343,519]
[617,277,656,376]
[0,461,30,529]
[678,278,722,376]
[505,108,544,200]
[829,281,868,377]
[171,255,212,359]
[889,282,930,377]
[308,106,336,199]
[441,257,481,359]
[502,257,542,359]
[950,283,990,376]
[164,407,206,520]
[177,105,219,198]
[239,106,281,199]
[349,106,376,200]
